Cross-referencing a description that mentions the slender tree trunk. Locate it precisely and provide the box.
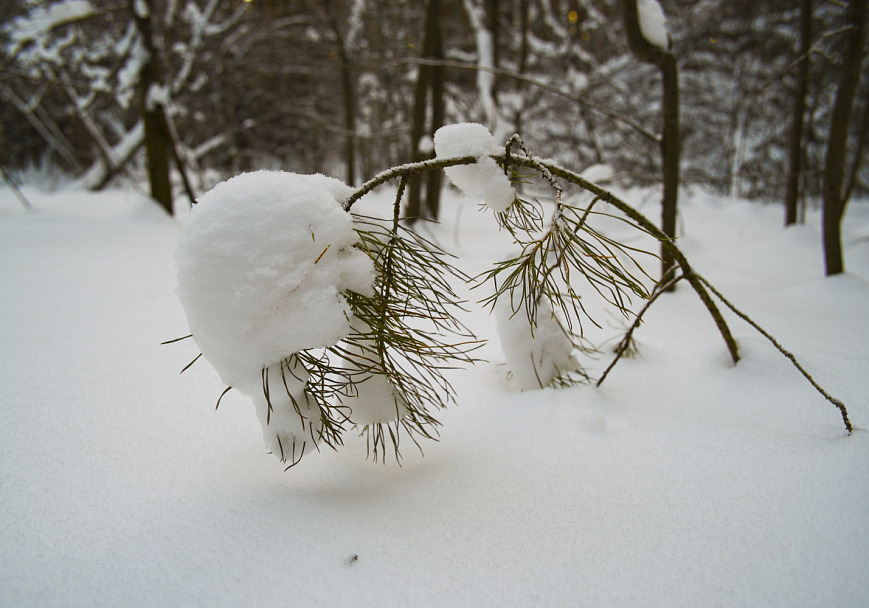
[513,0,530,135]
[785,0,812,226]
[132,0,172,215]
[822,0,867,275]
[325,0,356,186]
[623,0,680,282]
[406,0,442,221]
[424,15,445,219]
[842,90,868,204]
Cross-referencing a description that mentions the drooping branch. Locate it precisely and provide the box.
[344,155,476,211]
[341,142,862,435]
[347,147,739,365]
[694,274,853,434]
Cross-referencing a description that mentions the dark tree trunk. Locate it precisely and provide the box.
[622,0,680,282]
[785,0,812,227]
[513,0,530,134]
[406,0,443,221]
[823,0,867,276]
[132,0,172,216]
[486,0,499,105]
[424,17,445,220]
[325,0,356,186]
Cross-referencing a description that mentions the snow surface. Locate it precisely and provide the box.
[638,0,669,50]
[2,181,869,607]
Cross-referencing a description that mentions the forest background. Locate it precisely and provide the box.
[2,0,867,230]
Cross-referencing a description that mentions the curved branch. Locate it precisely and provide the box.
[344,155,476,211]
[345,148,740,365]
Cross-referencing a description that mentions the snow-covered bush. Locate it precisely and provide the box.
[173,123,853,470]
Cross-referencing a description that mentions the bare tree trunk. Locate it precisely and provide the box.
[823,0,867,276]
[325,0,356,186]
[513,0,530,135]
[406,0,442,221]
[622,0,681,282]
[785,0,812,226]
[842,89,868,205]
[132,0,172,215]
[424,16,445,220]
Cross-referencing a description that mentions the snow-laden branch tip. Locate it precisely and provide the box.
[434,123,515,213]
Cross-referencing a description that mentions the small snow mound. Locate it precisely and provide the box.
[434,122,498,158]
[253,385,322,463]
[495,297,580,389]
[434,123,515,213]
[175,170,375,390]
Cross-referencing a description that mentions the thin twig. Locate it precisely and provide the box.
[597,272,686,387]
[0,165,32,210]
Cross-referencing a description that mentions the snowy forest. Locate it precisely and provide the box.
[2,1,869,606]
[3,0,867,212]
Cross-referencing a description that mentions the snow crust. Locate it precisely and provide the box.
[637,0,669,50]
[434,123,515,212]
[175,171,374,391]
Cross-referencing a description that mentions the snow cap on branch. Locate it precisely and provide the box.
[434,123,515,213]
[637,0,669,50]
[175,171,375,391]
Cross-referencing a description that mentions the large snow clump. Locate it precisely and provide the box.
[434,123,515,212]
[175,170,375,393]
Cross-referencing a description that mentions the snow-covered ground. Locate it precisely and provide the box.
[1,178,868,607]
